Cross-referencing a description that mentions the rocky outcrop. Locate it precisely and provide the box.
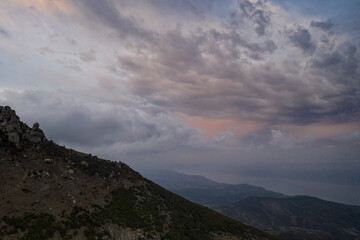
[28,122,46,144]
[0,106,47,148]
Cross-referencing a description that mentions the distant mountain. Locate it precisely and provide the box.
[142,169,285,208]
[142,168,360,240]
[217,196,360,240]
[0,106,277,240]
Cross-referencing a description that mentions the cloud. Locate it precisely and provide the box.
[3,0,357,127]
[335,131,360,147]
[66,38,78,46]
[73,0,154,42]
[55,57,83,72]
[0,89,202,154]
[270,129,313,149]
[37,47,55,56]
[312,43,359,78]
[237,0,271,36]
[79,49,96,63]
[310,19,334,32]
[139,0,215,20]
[286,25,316,54]
[0,26,9,38]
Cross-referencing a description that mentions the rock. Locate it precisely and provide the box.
[0,106,47,147]
[8,132,20,149]
[3,120,21,149]
[81,161,88,167]
[28,123,45,144]
[40,185,50,192]
[44,158,53,164]
[68,169,75,174]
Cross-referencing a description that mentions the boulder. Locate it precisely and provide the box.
[44,158,53,164]
[81,161,89,167]
[6,125,20,149]
[28,123,45,144]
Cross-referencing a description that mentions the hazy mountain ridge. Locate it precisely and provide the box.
[142,169,285,208]
[0,106,277,240]
[143,169,360,240]
[217,196,360,240]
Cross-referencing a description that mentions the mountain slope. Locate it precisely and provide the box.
[217,196,360,240]
[0,106,277,240]
[142,169,285,208]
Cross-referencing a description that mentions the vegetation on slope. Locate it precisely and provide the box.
[1,180,278,240]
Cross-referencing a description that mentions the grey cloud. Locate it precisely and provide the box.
[37,47,55,56]
[310,19,334,32]
[49,34,59,42]
[4,0,358,128]
[74,0,154,41]
[224,31,277,55]
[117,17,358,125]
[237,0,271,36]
[0,26,9,38]
[0,90,201,153]
[287,25,316,54]
[157,28,204,70]
[309,45,360,120]
[238,0,255,17]
[335,131,360,147]
[142,0,215,20]
[56,58,82,72]
[67,38,78,46]
[312,44,359,78]
[3,0,356,128]
[269,129,313,149]
[79,49,96,63]
[253,9,271,36]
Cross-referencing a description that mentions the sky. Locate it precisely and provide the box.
[0,0,359,205]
